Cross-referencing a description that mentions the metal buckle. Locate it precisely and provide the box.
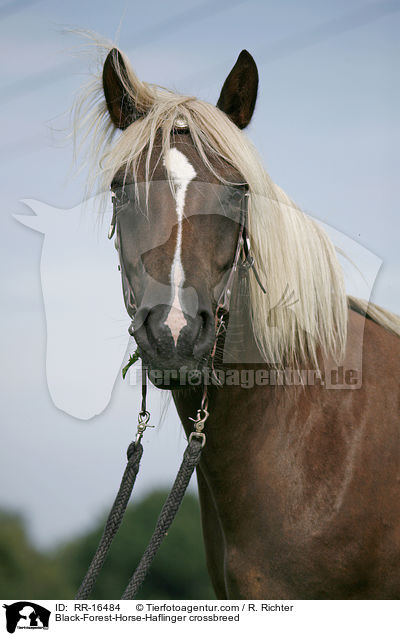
[188,407,209,427]
[174,116,188,130]
[188,407,209,448]
[135,410,154,446]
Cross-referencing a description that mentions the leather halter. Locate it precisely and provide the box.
[108,187,266,337]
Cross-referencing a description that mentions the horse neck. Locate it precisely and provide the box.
[172,302,270,459]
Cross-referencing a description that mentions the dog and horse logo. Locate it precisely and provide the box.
[2,602,50,633]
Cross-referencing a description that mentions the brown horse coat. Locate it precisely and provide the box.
[175,311,400,599]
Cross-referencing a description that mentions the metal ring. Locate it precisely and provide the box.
[138,410,150,425]
[188,408,209,427]
[198,408,209,422]
[189,431,206,448]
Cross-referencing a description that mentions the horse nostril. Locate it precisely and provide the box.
[137,305,177,357]
[130,306,154,357]
[132,304,214,362]
[193,310,214,358]
[145,310,163,352]
[198,311,209,338]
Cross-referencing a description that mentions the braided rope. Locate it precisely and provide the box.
[121,437,203,599]
[75,441,143,600]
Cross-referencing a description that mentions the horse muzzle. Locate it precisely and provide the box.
[131,304,215,388]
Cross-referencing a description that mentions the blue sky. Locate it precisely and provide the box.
[1,0,399,547]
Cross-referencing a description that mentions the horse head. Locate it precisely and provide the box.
[102,48,259,387]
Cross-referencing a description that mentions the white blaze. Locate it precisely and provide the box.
[163,147,196,345]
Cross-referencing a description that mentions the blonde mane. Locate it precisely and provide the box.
[73,40,400,369]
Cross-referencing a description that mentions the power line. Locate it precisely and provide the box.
[256,0,400,65]
[0,0,246,103]
[0,0,42,20]
[2,0,398,162]
[183,0,400,91]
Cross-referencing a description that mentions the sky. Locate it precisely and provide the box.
[1,0,399,548]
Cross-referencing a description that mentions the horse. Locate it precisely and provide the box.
[74,44,400,599]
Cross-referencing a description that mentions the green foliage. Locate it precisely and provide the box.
[121,350,140,379]
[0,492,215,599]
[0,511,73,599]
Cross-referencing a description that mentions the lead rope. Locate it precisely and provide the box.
[75,364,208,600]
[75,367,151,600]
[122,425,206,599]
[122,391,208,599]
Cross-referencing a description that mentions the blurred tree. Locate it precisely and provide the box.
[0,511,73,599]
[0,492,215,599]
[59,491,215,599]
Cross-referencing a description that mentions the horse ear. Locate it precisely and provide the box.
[216,50,258,129]
[102,48,139,130]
